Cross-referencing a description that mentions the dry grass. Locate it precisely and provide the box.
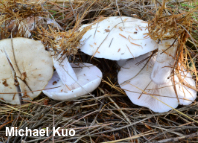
[0,0,198,142]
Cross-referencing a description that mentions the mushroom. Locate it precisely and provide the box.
[0,38,53,104]
[43,55,102,101]
[36,28,103,101]
[118,39,197,112]
[79,16,158,65]
[8,17,62,37]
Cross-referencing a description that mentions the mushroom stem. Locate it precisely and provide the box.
[117,59,127,66]
[53,56,77,85]
[151,39,178,84]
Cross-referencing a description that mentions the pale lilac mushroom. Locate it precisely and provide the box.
[79,16,158,65]
[118,39,197,112]
[43,54,102,101]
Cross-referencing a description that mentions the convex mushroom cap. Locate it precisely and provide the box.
[0,38,53,104]
[79,16,157,61]
[118,44,197,113]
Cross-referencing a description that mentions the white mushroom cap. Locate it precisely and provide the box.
[43,63,102,100]
[0,49,20,104]
[80,16,158,60]
[118,53,196,113]
[0,38,53,104]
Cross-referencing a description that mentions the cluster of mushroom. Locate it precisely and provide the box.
[1,19,104,104]
[79,16,197,113]
[0,37,102,104]
[1,16,196,113]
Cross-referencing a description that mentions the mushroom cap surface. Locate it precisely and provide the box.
[80,16,157,60]
[118,53,196,113]
[43,63,102,100]
[0,49,20,104]
[0,38,53,104]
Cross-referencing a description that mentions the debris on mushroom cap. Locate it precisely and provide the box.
[0,38,53,105]
[35,25,91,57]
[79,16,158,60]
[43,63,102,101]
[147,1,197,91]
[118,53,197,113]
[7,16,62,38]
[8,16,42,37]
[0,0,46,38]
[0,50,21,104]
[148,0,192,41]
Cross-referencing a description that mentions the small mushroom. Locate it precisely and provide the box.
[79,16,158,64]
[118,39,197,112]
[43,55,102,101]
[0,38,53,104]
